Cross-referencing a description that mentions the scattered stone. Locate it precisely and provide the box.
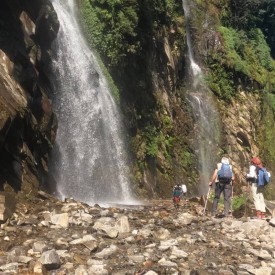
[258,249,272,260]
[39,249,61,270]
[0,197,274,274]
[144,271,158,275]
[94,244,119,259]
[33,261,47,275]
[50,212,69,228]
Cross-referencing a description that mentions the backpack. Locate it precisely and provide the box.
[173,186,182,197]
[257,167,271,186]
[217,163,232,183]
[181,184,187,193]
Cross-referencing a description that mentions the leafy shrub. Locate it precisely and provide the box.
[79,0,139,67]
[232,195,246,211]
[206,26,275,100]
[259,93,275,168]
[248,29,273,70]
[180,150,193,167]
[206,63,234,100]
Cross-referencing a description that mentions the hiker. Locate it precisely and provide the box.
[246,157,267,219]
[208,157,234,217]
[172,184,183,208]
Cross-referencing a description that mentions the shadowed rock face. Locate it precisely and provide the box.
[0,0,59,194]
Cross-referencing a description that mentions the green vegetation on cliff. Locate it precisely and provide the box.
[204,0,275,101]
[79,0,183,68]
[206,26,275,100]
[79,0,139,67]
[224,0,275,58]
[260,93,275,199]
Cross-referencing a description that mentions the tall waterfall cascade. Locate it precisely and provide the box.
[182,0,221,194]
[50,0,134,205]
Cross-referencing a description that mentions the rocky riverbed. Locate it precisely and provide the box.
[0,192,275,275]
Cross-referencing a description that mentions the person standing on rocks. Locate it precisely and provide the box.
[246,157,267,219]
[172,184,183,208]
[208,157,235,217]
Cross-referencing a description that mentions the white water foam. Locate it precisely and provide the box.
[50,0,138,205]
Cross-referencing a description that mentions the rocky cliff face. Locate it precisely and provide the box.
[77,0,275,199]
[0,0,59,194]
[104,2,200,198]
[113,0,275,199]
[187,0,275,198]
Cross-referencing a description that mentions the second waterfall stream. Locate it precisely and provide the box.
[182,0,221,194]
[50,0,134,205]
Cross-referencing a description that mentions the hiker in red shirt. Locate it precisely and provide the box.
[246,157,267,219]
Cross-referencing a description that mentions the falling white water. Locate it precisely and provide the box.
[182,0,221,194]
[182,0,202,81]
[50,0,134,205]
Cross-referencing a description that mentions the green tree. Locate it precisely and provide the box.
[227,0,275,57]
[80,0,139,66]
[260,1,275,57]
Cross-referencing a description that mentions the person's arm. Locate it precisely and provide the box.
[232,173,235,185]
[209,169,217,186]
[229,165,234,184]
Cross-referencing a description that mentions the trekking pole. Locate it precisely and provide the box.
[245,179,249,218]
[230,185,234,217]
[202,186,212,215]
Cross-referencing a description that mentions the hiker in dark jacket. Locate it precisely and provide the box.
[246,157,267,219]
[172,184,183,208]
[209,157,235,217]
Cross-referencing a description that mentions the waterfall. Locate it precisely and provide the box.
[182,0,221,194]
[49,0,134,205]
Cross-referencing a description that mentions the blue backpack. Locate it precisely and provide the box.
[218,163,233,183]
[257,167,270,186]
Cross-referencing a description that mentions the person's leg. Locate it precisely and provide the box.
[173,196,180,208]
[251,183,263,218]
[212,183,222,215]
[256,186,266,218]
[224,184,232,216]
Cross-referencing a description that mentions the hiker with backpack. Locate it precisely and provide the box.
[208,157,234,217]
[246,157,270,219]
[172,184,183,208]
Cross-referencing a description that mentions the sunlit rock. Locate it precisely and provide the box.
[50,212,69,228]
[39,249,61,270]
[94,245,118,259]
